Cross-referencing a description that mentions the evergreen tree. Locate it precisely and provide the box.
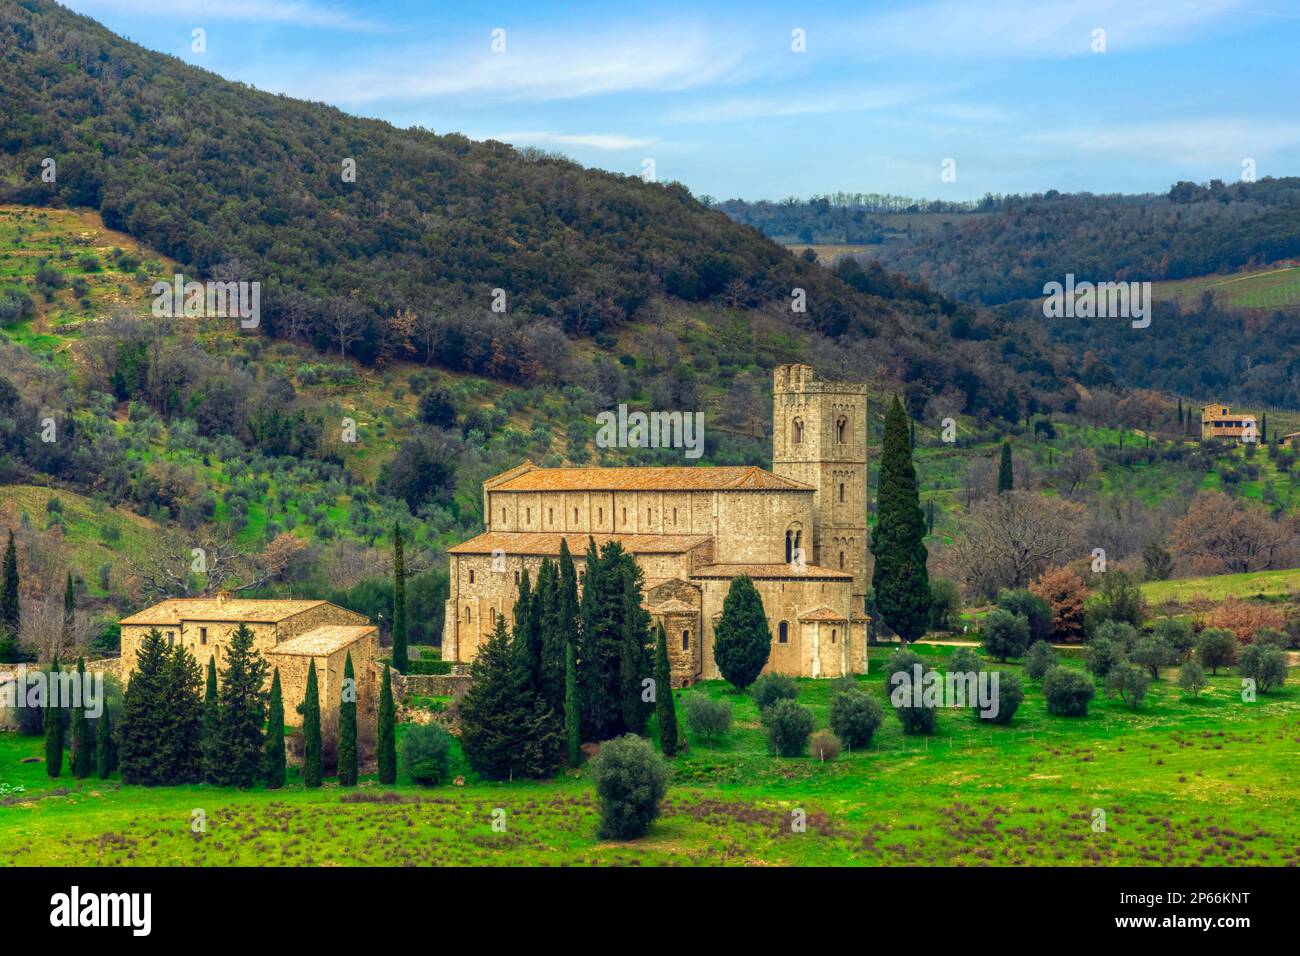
[201,654,220,783]
[300,660,322,788]
[1262,411,1268,444]
[871,395,931,645]
[997,440,1014,493]
[61,572,75,658]
[535,557,566,714]
[712,575,771,690]
[925,498,934,534]
[392,522,408,672]
[377,663,396,784]
[1177,398,1184,425]
[652,623,678,757]
[209,623,268,788]
[618,565,652,735]
[162,645,204,784]
[119,630,202,784]
[513,567,542,692]
[338,651,358,786]
[0,529,19,645]
[264,668,285,789]
[564,640,581,768]
[44,654,64,778]
[70,656,92,778]
[460,615,563,780]
[578,538,620,739]
[95,703,115,779]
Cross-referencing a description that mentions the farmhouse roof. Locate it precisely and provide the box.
[269,625,376,657]
[487,464,812,493]
[119,598,329,626]
[798,606,848,622]
[448,531,711,556]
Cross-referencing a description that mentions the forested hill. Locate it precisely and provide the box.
[719,180,1300,306]
[0,0,1078,421]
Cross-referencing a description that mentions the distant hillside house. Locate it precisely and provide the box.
[1281,432,1300,450]
[443,365,870,684]
[118,595,378,737]
[1201,403,1257,442]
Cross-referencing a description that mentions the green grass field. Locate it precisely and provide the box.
[1142,568,1300,605]
[4,645,1296,866]
[1153,265,1300,311]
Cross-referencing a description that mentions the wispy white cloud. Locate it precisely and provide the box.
[851,0,1245,58]
[65,0,381,31]
[255,25,750,105]
[1024,118,1300,163]
[490,131,659,151]
[663,86,940,124]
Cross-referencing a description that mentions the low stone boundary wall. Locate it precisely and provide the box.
[393,670,472,700]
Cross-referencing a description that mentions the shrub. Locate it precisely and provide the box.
[1084,638,1127,682]
[947,646,982,675]
[765,699,816,757]
[979,608,1031,662]
[828,688,883,750]
[809,731,841,762]
[927,578,962,631]
[1238,644,1288,693]
[1105,663,1151,709]
[996,589,1054,643]
[399,722,453,786]
[1207,597,1284,644]
[683,694,732,747]
[752,672,798,713]
[1178,661,1208,698]
[1130,636,1171,680]
[1083,569,1146,634]
[1151,617,1195,662]
[589,734,669,840]
[1092,619,1138,651]
[1253,627,1289,649]
[978,672,1023,724]
[1043,666,1095,716]
[1029,566,1087,642]
[884,649,938,735]
[1196,628,1238,675]
[1023,641,1058,681]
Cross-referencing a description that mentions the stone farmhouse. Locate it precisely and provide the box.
[1201,403,1257,442]
[443,364,870,684]
[118,595,379,738]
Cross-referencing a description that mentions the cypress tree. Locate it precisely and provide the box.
[564,639,580,768]
[44,654,64,778]
[338,652,357,786]
[1177,398,1184,425]
[926,498,934,534]
[997,440,1014,493]
[70,656,92,778]
[870,395,931,645]
[618,565,651,736]
[909,416,916,451]
[61,572,75,658]
[392,522,408,672]
[535,557,565,714]
[300,660,322,788]
[265,668,285,789]
[513,567,542,692]
[652,623,678,757]
[210,623,268,788]
[162,644,204,784]
[201,654,220,783]
[0,529,19,646]
[377,663,396,784]
[578,538,619,739]
[95,703,115,779]
[119,629,202,784]
[713,575,771,690]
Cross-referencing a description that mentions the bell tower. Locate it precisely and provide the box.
[771,365,868,606]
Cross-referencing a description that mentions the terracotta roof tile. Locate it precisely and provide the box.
[449,532,711,556]
[799,606,847,622]
[490,465,812,493]
[269,625,376,657]
[120,598,328,626]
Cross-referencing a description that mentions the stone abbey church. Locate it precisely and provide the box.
[443,365,870,684]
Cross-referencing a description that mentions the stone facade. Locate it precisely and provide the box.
[118,595,376,736]
[443,364,870,682]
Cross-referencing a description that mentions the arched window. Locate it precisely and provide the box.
[839,482,845,503]
[839,551,845,569]
[791,418,804,444]
[548,508,554,524]
[682,629,690,651]
[465,606,472,623]
[513,570,521,585]
[573,508,578,523]
[778,621,789,644]
[468,569,475,584]
[831,628,837,644]
[836,416,847,443]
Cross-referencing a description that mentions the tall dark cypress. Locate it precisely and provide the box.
[392,522,408,672]
[70,656,92,778]
[535,557,565,713]
[61,572,75,658]
[870,395,931,645]
[377,663,396,784]
[95,703,115,779]
[338,652,357,786]
[618,565,651,736]
[44,654,64,778]
[210,623,268,788]
[300,660,322,788]
[512,568,542,692]
[997,440,1014,493]
[265,668,286,789]
[579,540,641,740]
[201,654,220,783]
[0,529,19,643]
[161,644,204,783]
[653,623,678,757]
[564,640,580,768]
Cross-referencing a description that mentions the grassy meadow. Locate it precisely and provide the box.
[3,644,1296,867]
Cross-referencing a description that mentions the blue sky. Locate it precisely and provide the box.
[63,0,1300,201]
